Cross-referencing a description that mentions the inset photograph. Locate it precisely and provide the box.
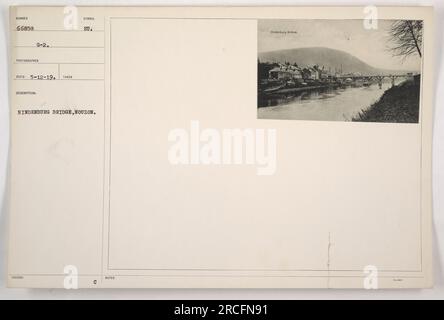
[257,19,423,123]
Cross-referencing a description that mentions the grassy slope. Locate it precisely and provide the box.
[352,76,420,123]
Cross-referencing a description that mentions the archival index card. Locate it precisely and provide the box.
[8,6,434,288]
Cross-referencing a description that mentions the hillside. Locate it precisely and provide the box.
[258,47,404,75]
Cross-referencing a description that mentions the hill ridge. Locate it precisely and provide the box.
[258,47,399,75]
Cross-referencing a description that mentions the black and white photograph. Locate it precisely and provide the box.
[258,19,423,123]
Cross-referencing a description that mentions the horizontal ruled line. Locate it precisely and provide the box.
[15,30,104,32]
[15,46,105,49]
[14,62,104,65]
[13,79,104,81]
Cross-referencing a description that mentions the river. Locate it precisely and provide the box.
[258,80,401,121]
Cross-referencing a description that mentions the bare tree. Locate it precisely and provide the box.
[388,20,423,59]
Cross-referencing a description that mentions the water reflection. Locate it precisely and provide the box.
[258,81,396,121]
[259,86,345,107]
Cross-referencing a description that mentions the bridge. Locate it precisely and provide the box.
[336,73,417,87]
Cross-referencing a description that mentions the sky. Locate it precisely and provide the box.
[258,19,422,72]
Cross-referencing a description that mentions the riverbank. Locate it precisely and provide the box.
[259,82,343,98]
[352,76,420,123]
[269,83,338,95]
